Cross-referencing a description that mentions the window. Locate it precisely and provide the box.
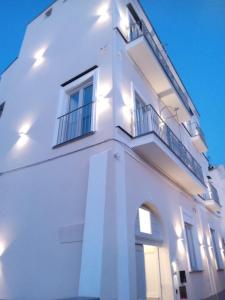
[185,223,198,271]
[0,102,5,118]
[139,207,152,234]
[210,228,222,269]
[135,93,148,136]
[57,80,93,145]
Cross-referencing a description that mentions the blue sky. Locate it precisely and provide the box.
[0,0,224,166]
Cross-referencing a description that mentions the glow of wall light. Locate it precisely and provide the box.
[121,87,134,128]
[200,244,206,259]
[96,3,110,23]
[198,231,204,245]
[206,235,211,247]
[175,223,183,238]
[122,105,132,126]
[16,123,31,148]
[95,82,111,117]
[177,238,185,255]
[33,47,46,67]
[121,88,133,110]
[159,121,165,129]
[0,242,5,257]
[218,238,223,249]
[171,261,177,274]
[208,245,214,258]
[119,10,129,37]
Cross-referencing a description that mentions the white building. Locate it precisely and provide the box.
[0,0,224,299]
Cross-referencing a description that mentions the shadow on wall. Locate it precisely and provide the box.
[202,289,225,300]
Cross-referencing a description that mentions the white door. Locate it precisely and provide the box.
[144,245,162,300]
[136,244,147,300]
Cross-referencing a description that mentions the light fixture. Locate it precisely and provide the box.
[19,123,30,136]
[171,261,178,274]
[16,123,31,148]
[97,3,110,23]
[0,241,5,257]
[33,47,46,67]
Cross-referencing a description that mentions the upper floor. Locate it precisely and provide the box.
[0,0,221,206]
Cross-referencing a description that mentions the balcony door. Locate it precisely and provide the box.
[135,93,148,136]
[67,81,93,140]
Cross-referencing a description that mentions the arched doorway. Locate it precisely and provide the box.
[135,205,164,300]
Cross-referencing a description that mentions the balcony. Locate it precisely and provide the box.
[191,126,208,153]
[203,183,221,213]
[126,20,191,122]
[56,102,94,145]
[131,104,205,195]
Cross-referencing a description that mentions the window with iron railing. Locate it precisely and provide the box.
[56,81,94,145]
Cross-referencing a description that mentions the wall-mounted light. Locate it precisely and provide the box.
[19,123,30,137]
[16,123,31,148]
[0,242,5,257]
[33,47,46,67]
[177,238,184,242]
[119,10,129,37]
[171,261,178,274]
[96,3,110,23]
[175,223,183,238]
[177,237,185,254]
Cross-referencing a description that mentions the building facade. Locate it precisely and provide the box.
[0,0,224,299]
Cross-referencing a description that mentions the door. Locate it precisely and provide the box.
[136,244,147,300]
[81,83,93,135]
[144,245,162,300]
[67,81,93,139]
[135,93,148,136]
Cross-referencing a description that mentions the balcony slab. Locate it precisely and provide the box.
[131,132,205,195]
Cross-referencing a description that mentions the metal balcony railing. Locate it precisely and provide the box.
[130,20,191,114]
[57,102,93,145]
[204,182,221,206]
[133,104,205,185]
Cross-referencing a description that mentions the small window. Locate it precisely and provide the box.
[0,102,5,118]
[57,80,93,145]
[185,223,198,271]
[139,207,152,234]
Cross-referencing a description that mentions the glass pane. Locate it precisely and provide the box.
[69,92,79,111]
[185,223,197,270]
[83,84,93,105]
[135,93,148,135]
[81,84,93,134]
[139,208,152,234]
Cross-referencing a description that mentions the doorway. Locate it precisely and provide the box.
[136,244,162,300]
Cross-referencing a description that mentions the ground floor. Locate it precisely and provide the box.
[0,140,224,299]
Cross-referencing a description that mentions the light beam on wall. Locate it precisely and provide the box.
[33,47,46,67]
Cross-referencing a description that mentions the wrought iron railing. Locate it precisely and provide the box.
[133,104,205,185]
[57,102,93,145]
[204,182,221,206]
[130,20,191,114]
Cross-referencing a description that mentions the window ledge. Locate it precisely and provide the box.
[52,131,95,149]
